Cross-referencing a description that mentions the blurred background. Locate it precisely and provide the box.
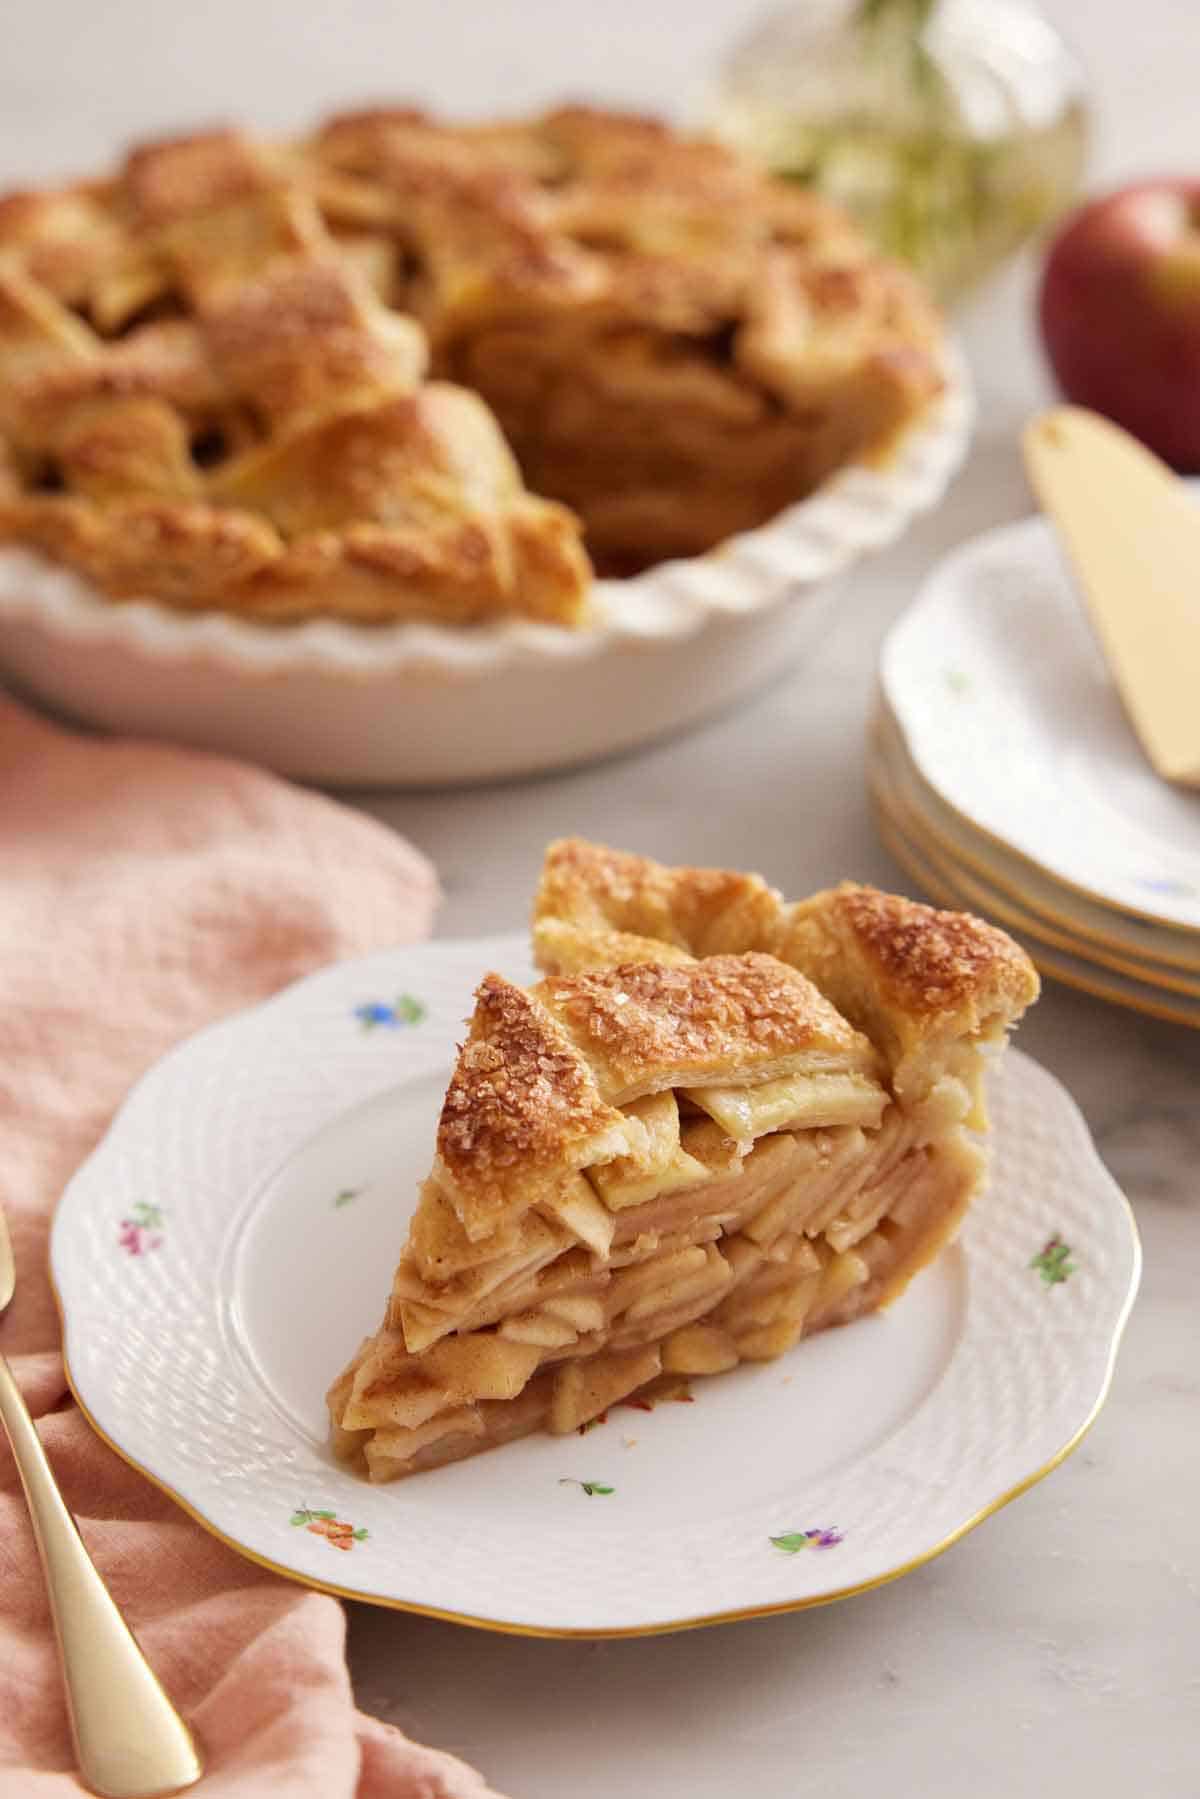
[1,0,1194,543]
[0,0,1193,186]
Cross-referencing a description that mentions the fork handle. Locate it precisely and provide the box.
[0,1352,202,1798]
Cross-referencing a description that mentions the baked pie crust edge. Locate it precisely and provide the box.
[0,109,945,628]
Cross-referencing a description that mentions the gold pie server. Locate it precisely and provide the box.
[1024,405,1200,788]
[0,1201,202,1797]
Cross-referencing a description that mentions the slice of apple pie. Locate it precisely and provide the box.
[328,842,1038,1481]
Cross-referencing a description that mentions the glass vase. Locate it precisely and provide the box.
[711,0,1090,302]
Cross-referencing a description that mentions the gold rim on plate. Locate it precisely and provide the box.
[875,687,1200,942]
[50,1241,1139,1639]
[871,700,1200,975]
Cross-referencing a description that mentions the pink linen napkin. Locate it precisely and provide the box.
[0,696,503,1798]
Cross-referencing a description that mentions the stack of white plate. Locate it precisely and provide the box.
[873,511,1200,1029]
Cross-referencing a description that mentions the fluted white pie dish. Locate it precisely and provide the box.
[0,354,971,787]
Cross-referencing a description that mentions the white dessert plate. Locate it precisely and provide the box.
[0,356,970,788]
[872,700,1200,981]
[51,934,1140,1637]
[880,501,1200,933]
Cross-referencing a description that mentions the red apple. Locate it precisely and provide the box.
[1039,180,1200,469]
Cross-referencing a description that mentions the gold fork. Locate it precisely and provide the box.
[0,1201,202,1798]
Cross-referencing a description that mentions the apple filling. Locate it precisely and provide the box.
[329,1074,981,1483]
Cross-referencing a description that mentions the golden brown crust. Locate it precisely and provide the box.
[200,259,428,430]
[540,953,877,1104]
[772,884,1039,1101]
[438,973,624,1190]
[0,132,590,627]
[0,106,943,622]
[530,915,697,976]
[534,836,781,957]
[122,129,276,227]
[533,839,1039,1095]
[790,883,1039,1024]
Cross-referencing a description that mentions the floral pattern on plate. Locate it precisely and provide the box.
[118,1200,164,1256]
[291,1506,369,1550]
[770,1529,844,1553]
[1030,1237,1075,1286]
[354,995,426,1031]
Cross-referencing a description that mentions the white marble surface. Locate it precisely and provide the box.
[6,2,1200,1792]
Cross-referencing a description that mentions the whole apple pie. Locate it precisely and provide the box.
[0,109,944,627]
[328,840,1037,1481]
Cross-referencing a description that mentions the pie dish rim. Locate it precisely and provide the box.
[0,343,971,680]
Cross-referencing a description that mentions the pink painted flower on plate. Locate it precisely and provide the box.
[117,1201,164,1256]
